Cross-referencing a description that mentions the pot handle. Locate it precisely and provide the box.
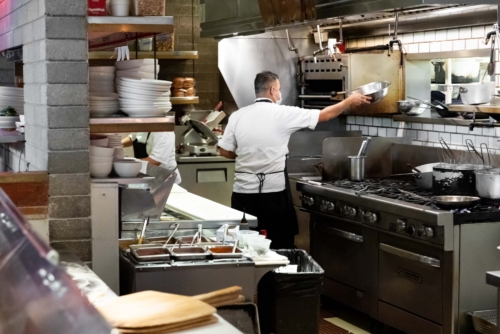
[459,87,468,93]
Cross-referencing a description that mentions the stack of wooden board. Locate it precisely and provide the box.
[96,291,217,334]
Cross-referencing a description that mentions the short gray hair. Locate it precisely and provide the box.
[254,71,279,94]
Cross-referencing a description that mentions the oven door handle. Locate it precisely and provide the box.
[379,243,441,268]
[316,224,363,243]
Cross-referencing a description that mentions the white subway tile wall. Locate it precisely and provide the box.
[346,24,499,149]
[345,116,500,150]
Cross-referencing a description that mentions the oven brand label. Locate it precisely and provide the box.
[397,268,422,283]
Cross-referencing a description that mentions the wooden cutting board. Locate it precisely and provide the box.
[96,290,216,329]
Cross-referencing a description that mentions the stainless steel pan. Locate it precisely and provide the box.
[399,189,480,210]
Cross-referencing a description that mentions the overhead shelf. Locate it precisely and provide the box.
[88,16,174,51]
[89,117,175,133]
[170,97,199,105]
[89,51,198,60]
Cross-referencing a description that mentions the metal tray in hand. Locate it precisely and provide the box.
[130,245,171,262]
[206,245,244,259]
[170,246,209,261]
[469,310,497,334]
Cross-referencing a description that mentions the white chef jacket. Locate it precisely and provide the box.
[218,98,320,193]
[129,132,182,184]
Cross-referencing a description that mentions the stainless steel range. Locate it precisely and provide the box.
[298,176,500,334]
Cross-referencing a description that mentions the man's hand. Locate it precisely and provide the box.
[346,92,372,106]
[219,147,237,159]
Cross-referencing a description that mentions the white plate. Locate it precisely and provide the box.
[117,86,171,98]
[119,81,171,92]
[0,116,20,121]
[115,59,158,70]
[0,87,23,94]
[119,77,171,86]
[119,100,171,108]
[140,79,172,86]
[115,71,156,80]
[90,66,115,73]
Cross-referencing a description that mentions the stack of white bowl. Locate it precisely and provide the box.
[0,86,24,115]
[109,0,129,16]
[90,145,115,178]
[117,78,172,117]
[90,66,115,93]
[115,59,159,80]
[106,134,125,161]
[90,92,120,117]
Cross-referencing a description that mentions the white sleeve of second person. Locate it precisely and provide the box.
[148,133,172,164]
[218,114,237,152]
[279,106,321,133]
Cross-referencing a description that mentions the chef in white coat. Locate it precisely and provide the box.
[218,71,370,248]
[122,132,181,184]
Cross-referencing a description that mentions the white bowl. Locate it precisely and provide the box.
[90,138,109,147]
[90,67,115,73]
[90,86,115,93]
[111,0,129,4]
[90,72,115,81]
[90,155,114,163]
[90,162,113,178]
[111,4,129,16]
[113,160,142,177]
[90,145,115,157]
[115,59,158,71]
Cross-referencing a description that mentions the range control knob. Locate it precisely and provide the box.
[417,226,434,238]
[364,211,378,223]
[396,219,407,232]
[320,200,334,212]
[344,206,357,217]
[406,225,416,236]
[303,196,314,206]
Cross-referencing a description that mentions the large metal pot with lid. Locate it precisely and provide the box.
[432,163,478,196]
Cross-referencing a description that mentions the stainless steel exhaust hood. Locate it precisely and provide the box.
[200,0,499,39]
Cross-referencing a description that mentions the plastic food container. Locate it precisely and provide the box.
[131,0,165,16]
[156,33,175,51]
[248,239,272,256]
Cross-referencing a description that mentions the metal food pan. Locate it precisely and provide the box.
[146,236,178,245]
[170,246,210,261]
[206,245,244,259]
[130,246,172,262]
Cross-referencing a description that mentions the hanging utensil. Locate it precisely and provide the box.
[163,223,180,248]
[137,217,150,245]
[466,139,484,164]
[357,137,371,157]
[487,35,496,77]
[439,137,455,163]
[480,143,491,170]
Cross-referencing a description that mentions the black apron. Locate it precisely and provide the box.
[233,99,299,238]
[133,132,151,159]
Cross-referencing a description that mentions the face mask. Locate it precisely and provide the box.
[274,87,282,105]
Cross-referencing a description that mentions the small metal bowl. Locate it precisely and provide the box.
[398,100,421,114]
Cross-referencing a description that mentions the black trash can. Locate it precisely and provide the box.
[257,249,324,334]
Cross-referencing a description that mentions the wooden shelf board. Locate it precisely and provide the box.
[170,97,199,105]
[448,104,500,114]
[87,16,174,34]
[89,117,175,133]
[89,51,198,60]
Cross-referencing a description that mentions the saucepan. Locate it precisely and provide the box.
[399,189,480,210]
[408,163,440,190]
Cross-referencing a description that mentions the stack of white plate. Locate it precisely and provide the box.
[115,59,159,80]
[117,78,172,117]
[0,87,24,115]
[89,92,120,117]
[90,67,115,93]
[0,116,20,129]
[105,134,125,160]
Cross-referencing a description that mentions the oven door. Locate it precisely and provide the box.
[378,233,443,325]
[311,213,365,291]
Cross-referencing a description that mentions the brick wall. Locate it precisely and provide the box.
[161,0,220,110]
[346,24,497,151]
[0,0,91,263]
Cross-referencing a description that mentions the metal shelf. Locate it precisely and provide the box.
[89,116,175,133]
[88,16,174,51]
[170,97,199,105]
[89,51,198,60]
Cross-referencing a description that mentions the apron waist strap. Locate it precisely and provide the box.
[235,170,284,193]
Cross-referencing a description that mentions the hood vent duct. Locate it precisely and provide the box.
[200,0,499,39]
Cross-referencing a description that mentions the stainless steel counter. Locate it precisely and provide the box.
[176,154,235,163]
